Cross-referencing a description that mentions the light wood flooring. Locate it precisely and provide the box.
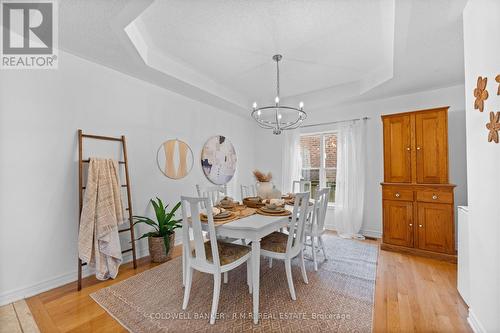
[23,239,471,332]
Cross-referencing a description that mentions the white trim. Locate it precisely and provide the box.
[467,309,486,333]
[0,245,149,307]
[324,224,382,239]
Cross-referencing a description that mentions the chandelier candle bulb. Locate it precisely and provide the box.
[275,96,280,105]
[299,102,304,110]
[252,102,257,110]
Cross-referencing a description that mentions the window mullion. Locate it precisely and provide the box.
[320,134,326,188]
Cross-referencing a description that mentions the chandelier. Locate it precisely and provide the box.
[251,54,306,135]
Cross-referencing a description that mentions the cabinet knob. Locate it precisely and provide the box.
[395,192,401,198]
[406,147,411,151]
[409,223,413,227]
[419,224,423,228]
[432,194,438,200]
[416,146,421,150]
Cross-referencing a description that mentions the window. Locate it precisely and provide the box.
[299,132,337,203]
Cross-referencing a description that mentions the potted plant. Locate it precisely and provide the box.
[133,198,182,263]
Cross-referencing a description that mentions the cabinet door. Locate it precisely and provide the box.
[383,200,414,247]
[383,115,412,183]
[417,202,453,253]
[415,111,448,184]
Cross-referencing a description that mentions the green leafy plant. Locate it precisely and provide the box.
[133,198,182,254]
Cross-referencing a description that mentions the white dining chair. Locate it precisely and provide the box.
[181,196,252,325]
[304,187,330,271]
[240,184,256,200]
[259,192,310,301]
[292,180,311,193]
[196,184,227,207]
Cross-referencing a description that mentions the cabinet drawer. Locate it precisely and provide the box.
[383,188,413,201]
[416,190,453,204]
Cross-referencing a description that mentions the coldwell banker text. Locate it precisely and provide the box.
[1,0,58,69]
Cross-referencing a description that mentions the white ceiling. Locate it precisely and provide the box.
[58,0,468,116]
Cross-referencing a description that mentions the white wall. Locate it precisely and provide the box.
[255,85,468,238]
[0,51,256,305]
[463,0,500,331]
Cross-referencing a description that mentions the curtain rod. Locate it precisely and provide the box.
[300,116,369,128]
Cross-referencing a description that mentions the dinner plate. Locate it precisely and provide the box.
[260,206,286,214]
[214,211,232,219]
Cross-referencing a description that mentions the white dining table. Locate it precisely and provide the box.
[182,213,291,324]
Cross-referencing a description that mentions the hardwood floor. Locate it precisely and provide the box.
[26,240,471,332]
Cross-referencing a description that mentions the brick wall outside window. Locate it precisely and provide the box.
[299,133,337,202]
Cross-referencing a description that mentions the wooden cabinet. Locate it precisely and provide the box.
[417,202,454,254]
[381,107,456,262]
[383,114,412,183]
[415,111,448,184]
[383,200,413,247]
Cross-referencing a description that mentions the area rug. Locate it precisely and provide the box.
[91,234,378,332]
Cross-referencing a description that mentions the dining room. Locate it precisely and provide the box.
[1,0,499,332]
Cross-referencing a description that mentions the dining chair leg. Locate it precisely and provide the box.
[210,273,222,325]
[299,250,308,284]
[182,267,193,310]
[246,259,252,294]
[319,235,327,260]
[223,272,228,284]
[269,258,273,268]
[284,259,296,301]
[182,247,186,287]
[312,236,318,271]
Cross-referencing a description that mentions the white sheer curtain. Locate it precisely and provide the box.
[281,129,302,194]
[334,119,367,239]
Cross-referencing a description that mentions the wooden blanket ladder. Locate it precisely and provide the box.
[77,129,137,290]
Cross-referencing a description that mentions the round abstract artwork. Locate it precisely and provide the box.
[156,139,194,179]
[201,135,237,185]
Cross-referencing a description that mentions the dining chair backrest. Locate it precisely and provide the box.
[240,184,256,200]
[311,188,330,232]
[292,180,311,193]
[181,196,220,268]
[196,184,227,206]
[286,191,310,256]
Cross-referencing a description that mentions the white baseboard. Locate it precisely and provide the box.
[467,309,486,333]
[0,245,149,307]
[324,224,382,239]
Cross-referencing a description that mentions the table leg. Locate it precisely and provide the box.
[251,239,261,324]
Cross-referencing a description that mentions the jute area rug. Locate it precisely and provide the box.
[91,234,378,332]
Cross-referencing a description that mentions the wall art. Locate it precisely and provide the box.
[474,76,489,112]
[486,111,500,143]
[201,135,237,185]
[156,139,194,179]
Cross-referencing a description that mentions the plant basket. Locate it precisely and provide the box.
[148,234,175,263]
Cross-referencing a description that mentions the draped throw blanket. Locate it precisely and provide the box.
[78,158,125,280]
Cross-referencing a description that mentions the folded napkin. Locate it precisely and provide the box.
[201,207,226,216]
[262,199,285,206]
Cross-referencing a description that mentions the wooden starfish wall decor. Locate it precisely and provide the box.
[486,112,500,143]
[474,76,489,112]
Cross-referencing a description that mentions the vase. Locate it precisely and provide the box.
[256,181,274,199]
[148,234,175,263]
